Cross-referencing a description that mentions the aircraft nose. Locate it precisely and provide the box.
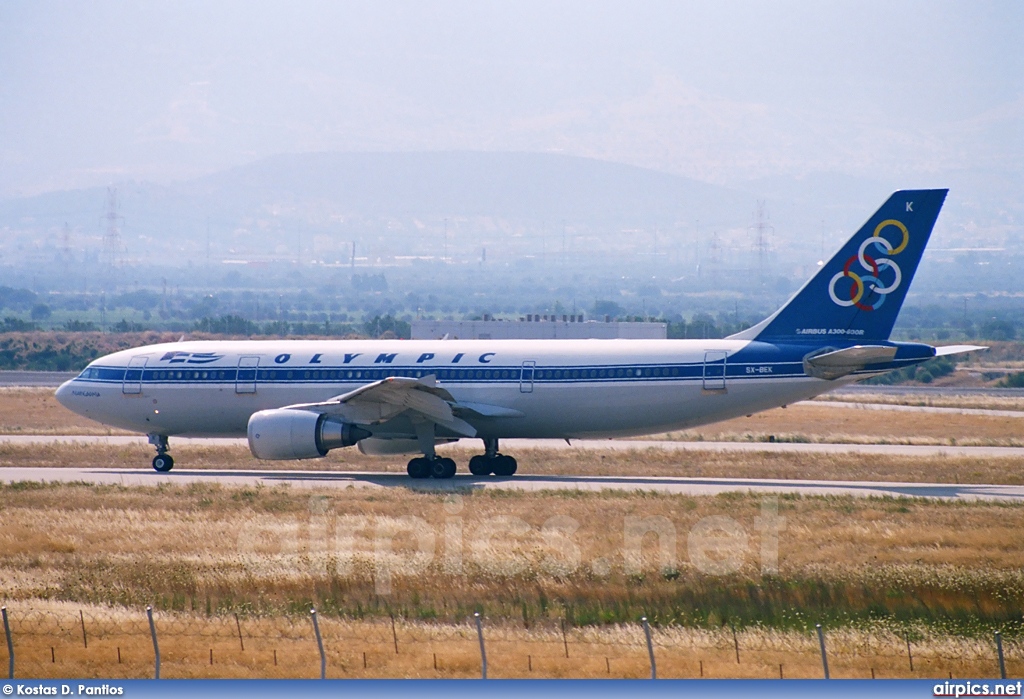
[55,379,75,409]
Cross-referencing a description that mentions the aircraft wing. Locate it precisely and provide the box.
[284,375,478,437]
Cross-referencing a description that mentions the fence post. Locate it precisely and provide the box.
[816,624,829,679]
[906,632,914,672]
[2,606,13,680]
[642,617,656,680]
[234,613,244,651]
[474,612,487,679]
[996,631,1006,680]
[310,609,326,680]
[80,610,88,649]
[146,606,160,680]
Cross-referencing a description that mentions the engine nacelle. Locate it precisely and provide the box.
[247,409,371,460]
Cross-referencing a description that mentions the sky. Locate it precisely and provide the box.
[0,0,1021,199]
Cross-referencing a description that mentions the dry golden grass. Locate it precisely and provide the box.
[2,440,1023,485]
[5,603,1019,679]
[0,388,131,435]
[654,403,1024,447]
[1,482,1023,628]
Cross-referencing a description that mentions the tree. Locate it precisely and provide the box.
[980,319,1017,341]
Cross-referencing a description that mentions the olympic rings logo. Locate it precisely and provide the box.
[828,219,908,312]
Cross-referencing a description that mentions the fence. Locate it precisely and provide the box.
[0,605,1017,680]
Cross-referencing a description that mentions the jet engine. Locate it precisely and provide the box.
[247,409,371,460]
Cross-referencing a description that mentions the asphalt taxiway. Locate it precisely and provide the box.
[1,465,1022,502]
[3,434,1023,458]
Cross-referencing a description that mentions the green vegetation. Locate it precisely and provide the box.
[0,316,408,370]
[999,371,1024,388]
[865,355,958,385]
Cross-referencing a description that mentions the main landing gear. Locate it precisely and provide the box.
[469,437,517,477]
[407,456,457,479]
[149,434,174,472]
[405,438,518,479]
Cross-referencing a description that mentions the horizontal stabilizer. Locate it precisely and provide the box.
[803,345,897,380]
[934,345,988,357]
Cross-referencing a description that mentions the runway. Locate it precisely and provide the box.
[1,465,1022,502]
[3,434,1023,458]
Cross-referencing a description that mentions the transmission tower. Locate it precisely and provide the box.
[101,187,124,268]
[61,222,73,266]
[750,200,774,286]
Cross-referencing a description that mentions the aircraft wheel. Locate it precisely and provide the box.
[468,455,492,476]
[430,457,457,479]
[152,454,174,472]
[407,457,431,479]
[492,455,517,477]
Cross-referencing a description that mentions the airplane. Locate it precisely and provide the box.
[55,189,984,478]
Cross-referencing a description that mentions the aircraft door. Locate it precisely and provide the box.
[520,360,536,393]
[702,351,728,391]
[122,356,147,394]
[236,356,259,394]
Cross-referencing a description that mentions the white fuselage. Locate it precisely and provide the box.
[55,338,853,441]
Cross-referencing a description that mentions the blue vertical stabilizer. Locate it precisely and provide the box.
[730,189,947,343]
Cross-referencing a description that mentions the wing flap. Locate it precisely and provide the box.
[453,401,526,418]
[279,375,477,436]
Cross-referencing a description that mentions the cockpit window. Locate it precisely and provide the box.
[78,367,99,380]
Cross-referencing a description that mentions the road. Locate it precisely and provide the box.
[0,370,76,387]
[1,466,1022,502]
[833,384,1024,398]
[3,434,1024,458]
[812,400,1024,418]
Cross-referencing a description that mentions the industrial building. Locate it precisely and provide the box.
[411,316,667,340]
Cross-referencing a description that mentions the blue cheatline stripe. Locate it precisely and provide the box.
[73,356,918,388]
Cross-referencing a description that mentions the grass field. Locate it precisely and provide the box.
[2,481,1023,631]
[657,402,1024,447]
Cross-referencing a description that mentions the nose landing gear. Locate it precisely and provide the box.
[149,434,174,472]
